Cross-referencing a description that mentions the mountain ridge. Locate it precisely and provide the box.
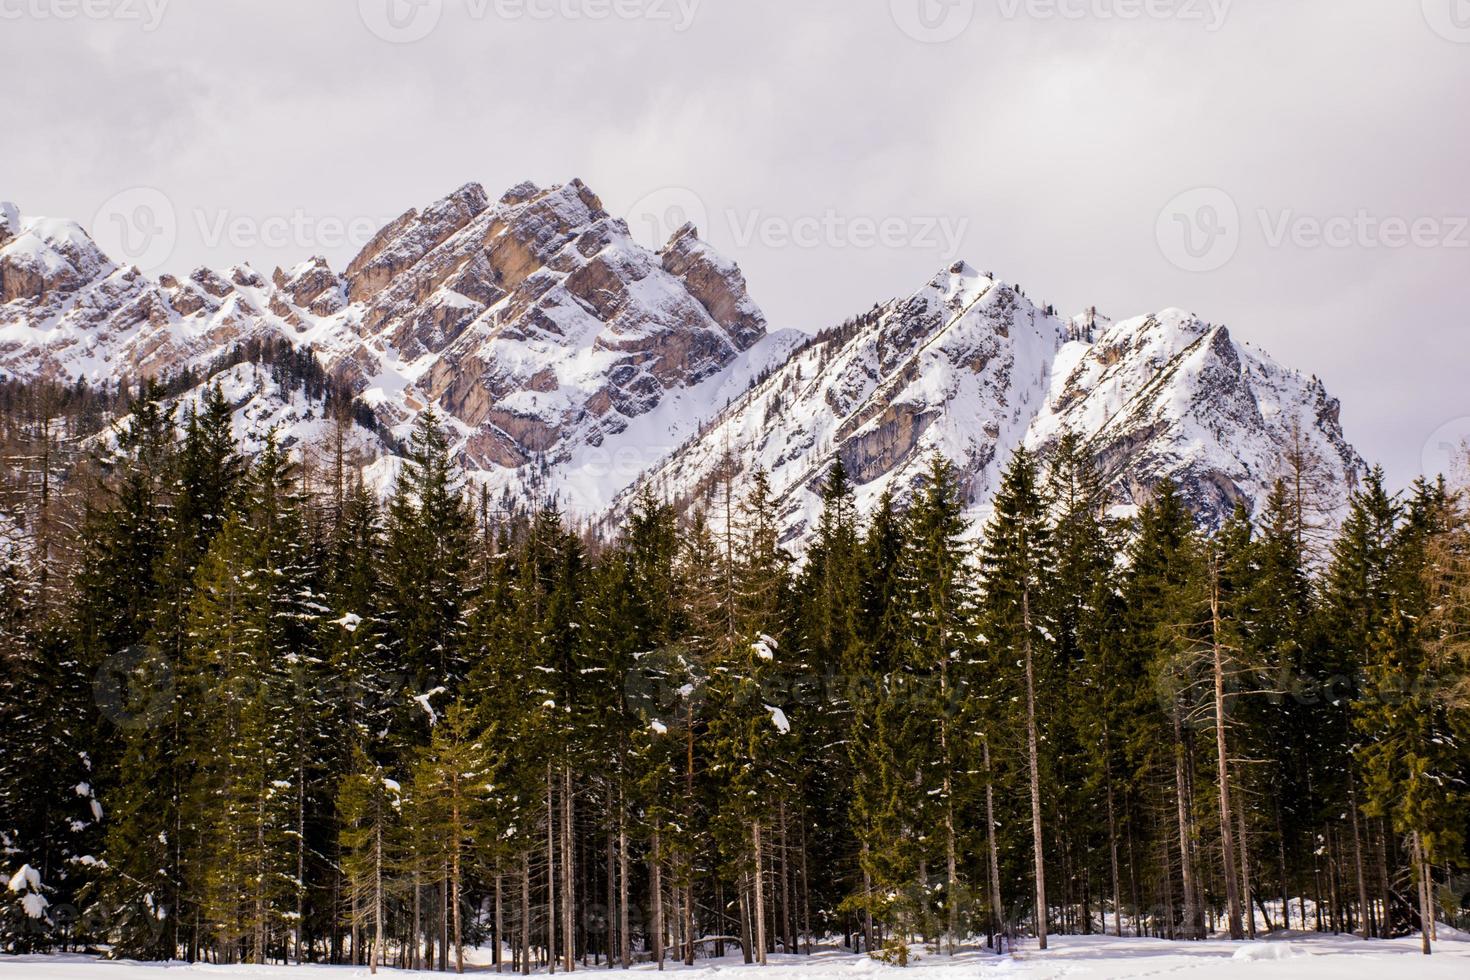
[0,179,1365,542]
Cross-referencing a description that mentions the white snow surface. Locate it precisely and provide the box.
[3,933,1468,980]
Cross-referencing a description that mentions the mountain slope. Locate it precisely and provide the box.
[621,265,1363,543]
[0,184,1364,542]
[0,180,795,515]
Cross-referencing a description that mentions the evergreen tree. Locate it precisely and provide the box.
[976,448,1053,949]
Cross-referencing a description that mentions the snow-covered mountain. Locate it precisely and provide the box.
[620,263,1363,542]
[1,180,800,513]
[0,183,1363,542]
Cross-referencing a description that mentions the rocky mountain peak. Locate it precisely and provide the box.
[0,188,1364,544]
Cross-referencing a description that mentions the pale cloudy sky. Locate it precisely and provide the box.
[2,0,1467,488]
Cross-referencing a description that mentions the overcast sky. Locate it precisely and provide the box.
[3,0,1467,488]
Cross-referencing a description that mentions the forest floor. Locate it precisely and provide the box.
[4,931,1469,980]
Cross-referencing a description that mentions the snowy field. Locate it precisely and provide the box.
[5,933,1469,980]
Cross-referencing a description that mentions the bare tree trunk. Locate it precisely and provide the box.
[1021,589,1048,950]
[779,800,794,954]
[618,802,630,969]
[1235,787,1255,939]
[1173,705,1199,939]
[1104,724,1123,938]
[1209,573,1244,940]
[983,737,1005,952]
[798,806,812,955]
[860,843,874,953]
[496,872,505,973]
[752,821,768,965]
[738,875,753,964]
[453,790,465,974]
[1412,833,1432,955]
[373,814,384,975]
[652,830,665,970]
[1347,775,1370,939]
[522,852,532,976]
[547,768,558,974]
[563,768,575,972]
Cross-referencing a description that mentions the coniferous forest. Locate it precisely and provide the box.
[0,377,1467,967]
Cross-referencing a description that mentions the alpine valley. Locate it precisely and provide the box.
[0,179,1364,544]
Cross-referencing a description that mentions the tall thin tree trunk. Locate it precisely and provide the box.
[618,800,630,969]
[860,842,874,953]
[453,791,464,974]
[522,852,532,976]
[752,821,768,965]
[738,875,753,964]
[1173,705,1199,939]
[373,810,384,975]
[547,768,557,974]
[1021,590,1048,950]
[1235,785,1255,939]
[1104,724,1123,938]
[983,737,1005,952]
[496,872,505,973]
[1209,573,1244,940]
[1346,775,1370,939]
[562,767,575,972]
[651,830,664,970]
[1412,833,1432,955]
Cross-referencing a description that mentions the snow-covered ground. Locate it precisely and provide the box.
[5,933,1468,980]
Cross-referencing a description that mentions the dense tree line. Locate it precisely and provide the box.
[0,381,1467,966]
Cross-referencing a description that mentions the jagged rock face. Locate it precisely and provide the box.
[0,185,1364,544]
[624,263,1071,541]
[1027,310,1364,528]
[620,265,1365,545]
[0,181,780,515]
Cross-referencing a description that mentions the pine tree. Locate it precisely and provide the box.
[977,448,1053,949]
[383,411,474,737]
